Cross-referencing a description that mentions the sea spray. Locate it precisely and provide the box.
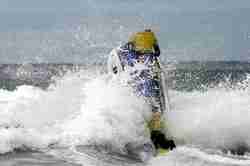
[1,68,250,156]
[167,78,250,152]
[0,68,152,154]
[60,72,152,150]
[0,70,91,153]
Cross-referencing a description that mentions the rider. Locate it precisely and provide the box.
[127,29,175,151]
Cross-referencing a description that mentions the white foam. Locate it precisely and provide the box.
[60,72,152,148]
[0,69,93,153]
[0,68,250,166]
[0,69,152,154]
[150,146,250,166]
[167,85,250,149]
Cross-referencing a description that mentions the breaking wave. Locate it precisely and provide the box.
[0,68,250,160]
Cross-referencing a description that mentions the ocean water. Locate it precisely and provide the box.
[0,62,249,91]
[0,63,250,166]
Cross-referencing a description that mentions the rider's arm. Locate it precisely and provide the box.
[108,48,124,75]
[153,43,160,57]
[152,32,160,57]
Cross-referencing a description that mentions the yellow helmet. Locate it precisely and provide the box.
[129,29,158,53]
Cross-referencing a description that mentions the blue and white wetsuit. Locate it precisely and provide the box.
[108,44,164,113]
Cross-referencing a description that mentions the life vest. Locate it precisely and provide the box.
[129,31,158,53]
[148,112,165,132]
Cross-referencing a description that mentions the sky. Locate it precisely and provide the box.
[0,0,250,63]
[1,0,249,12]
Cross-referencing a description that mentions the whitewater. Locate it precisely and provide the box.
[0,66,250,166]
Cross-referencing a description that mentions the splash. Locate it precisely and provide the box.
[0,67,250,157]
[60,72,153,150]
[0,68,152,154]
[167,75,250,152]
[0,69,91,153]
